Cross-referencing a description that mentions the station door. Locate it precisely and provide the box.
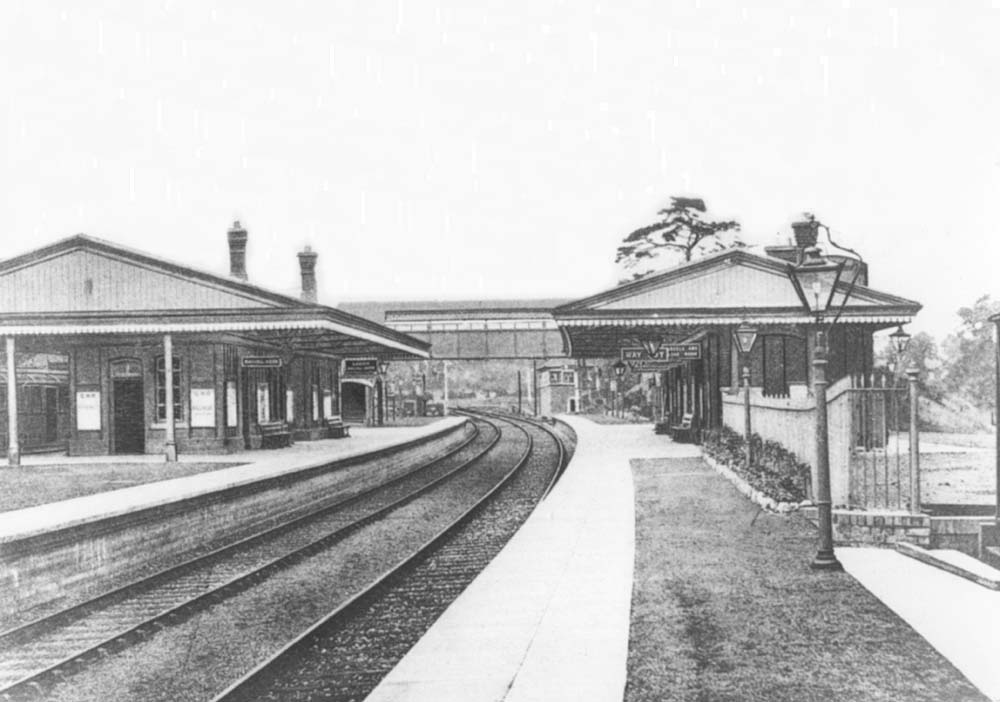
[342,382,367,424]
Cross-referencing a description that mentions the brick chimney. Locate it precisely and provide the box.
[297,246,318,303]
[227,221,248,281]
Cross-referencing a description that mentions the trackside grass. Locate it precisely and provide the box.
[625,456,987,702]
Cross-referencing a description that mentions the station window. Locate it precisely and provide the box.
[548,371,561,384]
[155,357,183,421]
[562,371,575,384]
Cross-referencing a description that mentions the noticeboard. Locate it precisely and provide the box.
[190,388,216,428]
[76,391,101,431]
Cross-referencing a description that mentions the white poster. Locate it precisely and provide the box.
[190,388,215,428]
[226,381,238,428]
[323,390,333,418]
[257,383,270,423]
[76,390,101,431]
[286,389,295,421]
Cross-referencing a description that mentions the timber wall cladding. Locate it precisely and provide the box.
[0,420,473,617]
[0,249,276,312]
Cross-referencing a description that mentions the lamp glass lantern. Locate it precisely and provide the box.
[734,323,759,355]
[786,248,845,317]
[612,360,627,378]
[889,325,911,357]
[378,360,390,376]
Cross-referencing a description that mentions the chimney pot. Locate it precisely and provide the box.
[227,220,248,281]
[298,247,318,303]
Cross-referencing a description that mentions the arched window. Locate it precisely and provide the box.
[155,357,183,421]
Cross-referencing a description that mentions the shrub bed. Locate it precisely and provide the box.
[700,426,811,504]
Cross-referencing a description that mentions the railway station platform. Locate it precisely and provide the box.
[0,420,466,537]
[365,417,701,702]
[0,418,470,619]
[367,417,1000,702]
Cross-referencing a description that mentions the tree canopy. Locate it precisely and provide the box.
[940,295,1000,410]
[615,196,742,272]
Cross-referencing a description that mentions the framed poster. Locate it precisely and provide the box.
[286,389,295,421]
[226,381,238,428]
[190,388,215,428]
[323,390,333,418]
[76,390,101,431]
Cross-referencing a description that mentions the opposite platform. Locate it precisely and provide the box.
[365,416,701,702]
[0,419,465,540]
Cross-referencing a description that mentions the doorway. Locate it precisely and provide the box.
[111,360,145,454]
[44,387,59,443]
[341,382,367,424]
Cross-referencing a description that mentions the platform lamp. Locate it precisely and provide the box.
[613,360,627,418]
[787,242,847,571]
[733,323,759,471]
[889,325,912,360]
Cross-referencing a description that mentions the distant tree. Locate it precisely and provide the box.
[940,295,1000,410]
[615,196,742,273]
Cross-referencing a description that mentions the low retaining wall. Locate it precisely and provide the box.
[0,420,472,619]
[831,511,930,547]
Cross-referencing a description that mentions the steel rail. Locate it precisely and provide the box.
[0,419,501,700]
[209,411,557,702]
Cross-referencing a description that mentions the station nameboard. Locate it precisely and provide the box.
[620,344,701,362]
[626,360,679,372]
[242,356,283,368]
[344,359,379,375]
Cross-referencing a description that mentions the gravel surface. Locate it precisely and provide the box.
[625,456,987,702]
[38,419,529,702]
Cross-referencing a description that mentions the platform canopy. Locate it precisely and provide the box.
[0,235,430,360]
[552,248,921,358]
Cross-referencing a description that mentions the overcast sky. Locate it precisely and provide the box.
[2,2,998,338]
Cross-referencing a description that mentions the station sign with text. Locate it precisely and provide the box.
[620,344,701,362]
[344,359,379,375]
[242,356,283,368]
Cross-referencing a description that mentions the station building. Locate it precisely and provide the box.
[359,220,921,508]
[0,224,429,462]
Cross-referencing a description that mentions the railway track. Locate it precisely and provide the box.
[0,418,502,701]
[211,410,569,702]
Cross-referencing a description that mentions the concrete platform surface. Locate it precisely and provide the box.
[365,417,701,702]
[839,547,1000,701]
[0,418,465,540]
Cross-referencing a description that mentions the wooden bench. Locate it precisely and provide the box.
[326,416,350,439]
[258,421,292,449]
[670,413,696,443]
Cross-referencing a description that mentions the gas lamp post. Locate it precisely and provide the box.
[733,323,759,471]
[787,242,847,571]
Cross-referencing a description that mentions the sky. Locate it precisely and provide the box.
[2,1,999,340]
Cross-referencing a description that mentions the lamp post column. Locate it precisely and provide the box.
[811,329,841,570]
[743,365,752,471]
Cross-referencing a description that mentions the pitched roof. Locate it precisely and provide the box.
[554,248,921,325]
[0,234,430,358]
